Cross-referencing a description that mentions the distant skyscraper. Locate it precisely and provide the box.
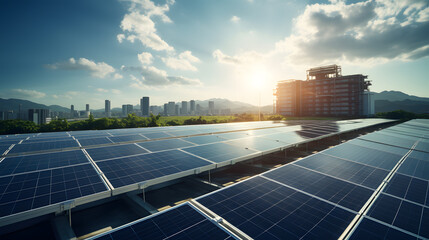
[70,105,75,118]
[28,109,49,124]
[105,100,111,117]
[196,104,201,114]
[181,101,188,115]
[208,101,214,115]
[86,104,89,111]
[175,105,180,116]
[122,104,133,117]
[190,100,195,114]
[163,103,168,115]
[168,102,175,116]
[141,97,150,117]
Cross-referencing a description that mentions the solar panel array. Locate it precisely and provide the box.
[91,119,429,240]
[0,119,392,228]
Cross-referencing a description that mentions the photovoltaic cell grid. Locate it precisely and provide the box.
[181,142,258,163]
[136,138,195,152]
[0,150,90,176]
[0,164,107,217]
[8,139,79,155]
[85,144,148,161]
[197,176,356,240]
[95,150,212,188]
[92,204,233,240]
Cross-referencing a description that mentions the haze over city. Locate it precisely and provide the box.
[1,0,428,108]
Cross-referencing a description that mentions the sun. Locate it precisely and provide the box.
[250,66,268,89]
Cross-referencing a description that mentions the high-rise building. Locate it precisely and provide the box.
[70,105,74,118]
[175,105,180,116]
[86,104,89,112]
[190,100,195,115]
[275,64,372,117]
[122,104,133,117]
[168,102,175,116]
[163,103,168,115]
[208,101,214,115]
[105,100,111,117]
[196,104,201,115]
[140,97,150,117]
[28,109,50,125]
[181,101,188,115]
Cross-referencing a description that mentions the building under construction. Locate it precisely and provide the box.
[275,65,374,117]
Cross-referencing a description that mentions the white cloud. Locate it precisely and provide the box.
[124,65,201,88]
[213,49,264,65]
[96,88,109,92]
[113,73,123,79]
[138,52,154,65]
[274,0,429,65]
[52,94,59,99]
[117,34,125,43]
[12,89,46,99]
[118,0,174,51]
[111,89,122,94]
[96,88,122,94]
[162,51,200,71]
[46,57,120,79]
[231,16,240,23]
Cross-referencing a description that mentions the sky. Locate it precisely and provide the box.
[0,0,428,110]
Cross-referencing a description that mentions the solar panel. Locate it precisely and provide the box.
[295,153,389,189]
[226,136,288,152]
[260,132,307,144]
[323,143,405,171]
[383,173,428,206]
[347,138,410,156]
[86,144,148,161]
[349,217,418,240]
[397,156,429,181]
[358,132,416,149]
[140,132,171,140]
[415,141,429,153]
[365,193,428,238]
[136,138,195,152]
[0,150,90,176]
[0,163,108,217]
[92,203,233,240]
[95,150,212,188]
[215,132,249,140]
[263,164,373,211]
[181,142,258,163]
[107,135,146,143]
[181,135,225,145]
[196,176,356,240]
[0,144,11,155]
[8,140,79,155]
[78,137,112,147]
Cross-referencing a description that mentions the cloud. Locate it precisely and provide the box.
[46,57,120,79]
[231,16,240,23]
[113,73,123,79]
[124,66,201,88]
[162,51,200,71]
[96,88,109,92]
[11,89,46,98]
[138,52,154,65]
[96,88,122,94]
[118,0,174,51]
[117,34,125,43]
[275,0,429,65]
[213,49,264,65]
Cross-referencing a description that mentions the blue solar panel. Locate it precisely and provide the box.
[215,132,249,140]
[366,193,428,237]
[78,137,112,147]
[167,130,204,137]
[0,144,11,155]
[323,143,405,171]
[96,150,212,188]
[92,203,233,240]
[0,150,90,176]
[415,141,429,153]
[383,173,428,206]
[0,164,107,217]
[108,135,146,143]
[348,138,411,156]
[397,156,429,180]
[227,136,287,151]
[261,132,307,144]
[181,135,224,145]
[140,132,171,140]
[85,144,148,162]
[181,142,258,163]
[350,218,418,240]
[197,176,356,239]
[295,154,389,189]
[137,138,195,152]
[263,164,374,211]
[8,140,79,154]
[359,132,416,149]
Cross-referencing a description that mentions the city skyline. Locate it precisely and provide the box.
[0,0,428,109]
